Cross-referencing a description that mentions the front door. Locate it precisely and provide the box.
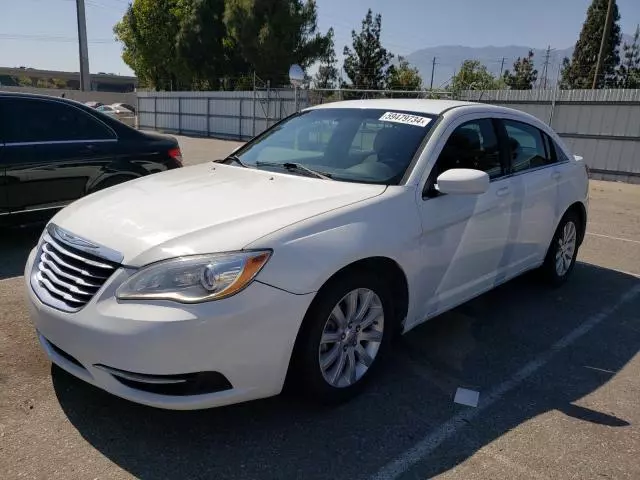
[1,97,116,213]
[413,117,518,323]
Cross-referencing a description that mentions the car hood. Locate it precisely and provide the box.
[51,162,386,266]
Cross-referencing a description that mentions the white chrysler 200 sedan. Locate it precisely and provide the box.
[25,99,589,409]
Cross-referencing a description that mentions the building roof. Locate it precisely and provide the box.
[0,67,137,85]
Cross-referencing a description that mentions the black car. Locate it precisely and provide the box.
[0,92,182,225]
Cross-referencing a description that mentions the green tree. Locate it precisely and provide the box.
[503,50,538,90]
[313,27,338,88]
[17,76,34,87]
[450,60,502,94]
[114,0,185,90]
[174,0,242,90]
[616,25,640,88]
[387,56,422,93]
[342,9,393,90]
[560,0,622,89]
[224,0,332,86]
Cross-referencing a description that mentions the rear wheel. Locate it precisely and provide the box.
[540,211,580,286]
[290,271,394,403]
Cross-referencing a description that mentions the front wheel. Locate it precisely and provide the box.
[540,211,580,286]
[290,271,394,404]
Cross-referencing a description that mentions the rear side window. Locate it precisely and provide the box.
[503,120,556,173]
[3,98,115,143]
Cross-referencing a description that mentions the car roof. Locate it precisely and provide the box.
[304,98,550,128]
[305,98,477,115]
[0,90,89,106]
[304,98,533,117]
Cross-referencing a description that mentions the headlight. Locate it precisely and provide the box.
[116,250,271,303]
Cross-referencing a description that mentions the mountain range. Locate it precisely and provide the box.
[406,33,635,88]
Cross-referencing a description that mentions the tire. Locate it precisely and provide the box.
[539,210,581,286]
[290,270,396,404]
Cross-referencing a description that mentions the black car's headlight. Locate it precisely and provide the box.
[116,251,271,303]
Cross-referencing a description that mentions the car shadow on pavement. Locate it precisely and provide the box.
[52,263,640,480]
[0,226,41,280]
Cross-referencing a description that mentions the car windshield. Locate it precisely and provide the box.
[233,108,437,185]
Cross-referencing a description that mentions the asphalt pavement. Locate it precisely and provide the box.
[1,136,639,480]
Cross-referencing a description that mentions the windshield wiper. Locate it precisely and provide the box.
[217,154,250,168]
[255,161,332,180]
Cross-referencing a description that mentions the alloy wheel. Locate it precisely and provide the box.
[555,220,577,276]
[318,288,384,388]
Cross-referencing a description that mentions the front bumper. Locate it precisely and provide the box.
[25,249,314,410]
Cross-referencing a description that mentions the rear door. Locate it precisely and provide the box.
[2,97,117,213]
[498,119,564,269]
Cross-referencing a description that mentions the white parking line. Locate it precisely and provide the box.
[586,232,640,245]
[370,283,640,480]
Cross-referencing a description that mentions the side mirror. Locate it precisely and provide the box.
[436,168,490,195]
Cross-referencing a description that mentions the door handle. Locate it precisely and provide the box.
[496,187,510,197]
[552,171,562,180]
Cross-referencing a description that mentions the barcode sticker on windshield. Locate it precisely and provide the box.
[379,112,431,127]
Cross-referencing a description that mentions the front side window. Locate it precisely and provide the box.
[433,119,503,180]
[503,120,555,173]
[4,99,114,143]
[233,108,437,185]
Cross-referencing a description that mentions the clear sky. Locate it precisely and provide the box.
[1,0,639,76]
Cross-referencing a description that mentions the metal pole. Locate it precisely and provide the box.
[252,72,256,137]
[592,0,615,89]
[542,46,551,89]
[266,81,270,128]
[239,98,243,140]
[548,63,561,127]
[75,0,91,91]
[294,85,299,112]
[429,57,436,90]
[177,98,181,134]
[206,98,210,137]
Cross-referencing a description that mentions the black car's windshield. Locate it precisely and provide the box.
[233,108,437,185]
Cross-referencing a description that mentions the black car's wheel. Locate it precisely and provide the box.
[540,211,581,286]
[290,270,395,404]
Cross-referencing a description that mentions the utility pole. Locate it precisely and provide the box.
[498,57,506,78]
[541,46,552,89]
[592,0,615,89]
[429,57,437,90]
[75,0,91,91]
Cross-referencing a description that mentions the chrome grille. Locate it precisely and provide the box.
[31,225,122,312]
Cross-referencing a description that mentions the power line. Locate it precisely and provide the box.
[0,33,114,44]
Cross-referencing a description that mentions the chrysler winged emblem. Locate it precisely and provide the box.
[50,224,99,249]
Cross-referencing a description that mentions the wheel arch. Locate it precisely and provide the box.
[322,256,410,328]
[284,255,409,388]
[565,201,587,246]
